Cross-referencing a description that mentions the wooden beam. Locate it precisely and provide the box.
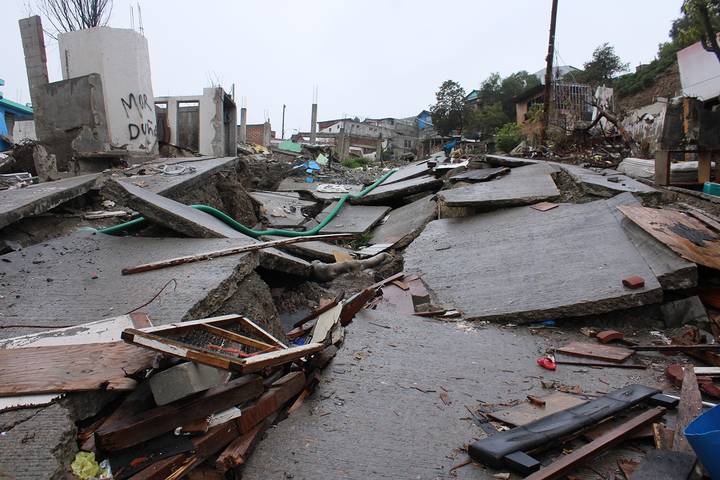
[524,407,666,480]
[655,150,671,186]
[121,233,354,275]
[672,365,703,454]
[215,413,278,472]
[630,344,720,352]
[95,375,263,452]
[699,151,712,184]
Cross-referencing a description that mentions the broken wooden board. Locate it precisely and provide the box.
[556,341,634,363]
[608,193,697,291]
[248,191,315,228]
[95,375,264,451]
[122,314,324,373]
[618,204,720,270]
[0,173,99,229]
[438,163,560,210]
[672,365,703,454]
[0,342,154,395]
[0,313,151,349]
[487,393,586,427]
[530,202,559,212]
[554,352,646,369]
[309,304,342,344]
[353,175,443,205]
[405,199,663,323]
[449,167,510,183]
[368,194,437,248]
[314,202,390,235]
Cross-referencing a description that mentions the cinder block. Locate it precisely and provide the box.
[150,362,231,406]
[660,295,708,328]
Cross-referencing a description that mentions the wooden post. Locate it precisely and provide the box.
[654,150,671,186]
[539,0,559,146]
[698,151,712,184]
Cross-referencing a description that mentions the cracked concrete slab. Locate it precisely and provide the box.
[248,191,315,227]
[382,161,431,185]
[353,175,442,205]
[117,157,240,197]
[276,179,363,201]
[242,309,663,479]
[557,164,660,199]
[0,174,99,230]
[263,236,356,263]
[0,231,259,339]
[404,200,663,323]
[438,163,560,212]
[450,167,510,183]
[314,203,390,235]
[606,193,697,291]
[484,154,538,167]
[369,194,437,248]
[103,181,312,277]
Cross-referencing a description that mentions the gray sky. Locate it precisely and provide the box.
[2,0,682,137]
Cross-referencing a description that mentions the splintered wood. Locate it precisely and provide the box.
[617,205,720,270]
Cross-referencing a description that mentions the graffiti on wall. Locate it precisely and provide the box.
[121,93,156,143]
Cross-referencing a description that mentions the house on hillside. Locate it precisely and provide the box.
[0,80,34,150]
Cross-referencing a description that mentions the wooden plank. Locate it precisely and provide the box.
[309,303,342,344]
[95,375,263,452]
[238,343,324,374]
[672,365,703,454]
[631,344,720,352]
[340,286,377,326]
[121,233,354,275]
[292,292,344,329]
[530,202,559,212]
[556,341,634,363]
[655,150,671,186]
[0,342,154,396]
[699,151,712,184]
[487,393,586,427]
[618,205,720,270]
[215,413,277,471]
[524,407,666,480]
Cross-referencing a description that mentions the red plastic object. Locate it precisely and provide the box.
[536,356,557,371]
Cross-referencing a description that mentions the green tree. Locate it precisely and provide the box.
[500,71,540,119]
[681,0,720,61]
[495,123,522,152]
[430,80,466,136]
[576,43,629,86]
[465,103,510,137]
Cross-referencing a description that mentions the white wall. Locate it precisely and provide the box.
[59,27,157,154]
[677,40,720,101]
[12,119,37,142]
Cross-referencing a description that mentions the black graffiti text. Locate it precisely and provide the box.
[129,119,156,140]
[121,93,152,118]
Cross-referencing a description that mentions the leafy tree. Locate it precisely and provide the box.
[430,80,466,136]
[465,103,509,137]
[495,123,522,152]
[500,71,540,118]
[575,43,629,86]
[476,73,503,107]
[681,0,720,62]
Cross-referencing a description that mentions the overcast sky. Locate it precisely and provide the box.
[2,0,682,137]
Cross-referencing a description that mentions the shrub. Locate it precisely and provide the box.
[495,123,523,152]
[340,156,368,169]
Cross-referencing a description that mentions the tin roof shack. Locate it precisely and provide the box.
[155,88,237,156]
[0,81,33,151]
[18,16,158,173]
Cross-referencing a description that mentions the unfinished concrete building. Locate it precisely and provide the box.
[19,16,158,172]
[155,88,237,157]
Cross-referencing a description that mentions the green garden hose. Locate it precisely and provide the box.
[97,169,397,238]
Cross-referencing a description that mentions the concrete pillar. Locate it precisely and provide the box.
[167,99,178,146]
[310,103,318,144]
[239,107,247,143]
[18,16,49,141]
[376,138,383,162]
[262,121,271,147]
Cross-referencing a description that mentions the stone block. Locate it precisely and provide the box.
[150,362,231,406]
[660,296,709,328]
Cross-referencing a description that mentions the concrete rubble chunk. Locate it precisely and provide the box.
[557,163,660,199]
[104,180,312,277]
[150,362,231,406]
[660,296,709,328]
[606,192,697,290]
[438,163,560,213]
[0,232,259,339]
[0,173,99,229]
[353,175,442,205]
[369,194,437,248]
[314,202,390,235]
[248,190,315,228]
[404,199,664,323]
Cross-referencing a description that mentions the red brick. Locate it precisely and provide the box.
[622,276,645,289]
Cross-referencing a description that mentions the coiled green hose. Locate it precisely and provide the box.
[97,169,397,238]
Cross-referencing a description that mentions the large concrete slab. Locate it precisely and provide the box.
[353,175,442,205]
[249,190,315,227]
[382,161,431,185]
[118,157,240,197]
[404,200,664,323]
[0,231,259,340]
[438,163,560,209]
[277,179,363,201]
[369,194,437,248]
[243,309,663,480]
[484,154,538,167]
[557,164,660,199]
[104,181,312,277]
[450,167,510,183]
[263,236,356,263]
[607,193,697,291]
[314,203,390,235]
[0,174,99,229]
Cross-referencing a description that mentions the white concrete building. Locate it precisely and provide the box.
[58,27,157,154]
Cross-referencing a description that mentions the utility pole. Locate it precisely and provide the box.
[540,0,559,146]
[281,104,286,140]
